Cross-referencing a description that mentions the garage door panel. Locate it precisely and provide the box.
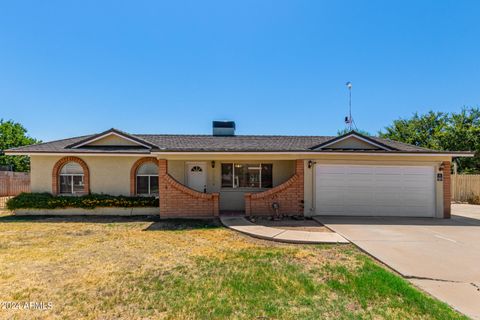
[373,193,402,203]
[316,193,344,203]
[403,175,431,182]
[373,207,415,216]
[347,166,374,174]
[315,165,435,217]
[319,206,374,216]
[402,167,432,174]
[373,175,399,181]
[344,180,374,187]
[316,180,347,187]
[373,167,401,174]
[316,165,345,175]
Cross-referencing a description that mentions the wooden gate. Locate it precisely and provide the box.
[451,174,480,202]
[0,172,30,209]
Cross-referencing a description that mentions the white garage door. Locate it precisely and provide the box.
[315,165,435,217]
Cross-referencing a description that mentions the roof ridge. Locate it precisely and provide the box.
[134,133,338,138]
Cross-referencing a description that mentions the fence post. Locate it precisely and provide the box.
[452,173,456,202]
[6,174,11,196]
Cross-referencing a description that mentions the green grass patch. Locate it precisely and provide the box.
[98,247,465,320]
[324,255,464,319]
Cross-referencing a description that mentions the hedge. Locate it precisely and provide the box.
[6,193,159,210]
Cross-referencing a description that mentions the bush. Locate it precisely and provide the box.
[6,193,159,210]
[467,194,480,205]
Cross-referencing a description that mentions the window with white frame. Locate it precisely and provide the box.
[59,162,85,194]
[221,163,272,188]
[136,162,159,196]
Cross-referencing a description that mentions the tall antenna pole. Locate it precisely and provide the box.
[345,81,353,131]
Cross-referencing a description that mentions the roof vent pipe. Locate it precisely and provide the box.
[212,121,235,136]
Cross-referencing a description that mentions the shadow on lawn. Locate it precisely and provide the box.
[0,214,222,230]
[0,214,158,223]
[145,219,222,231]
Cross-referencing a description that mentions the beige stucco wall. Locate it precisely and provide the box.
[88,135,139,146]
[326,137,379,149]
[30,155,146,196]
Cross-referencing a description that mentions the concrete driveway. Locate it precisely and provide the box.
[315,204,480,319]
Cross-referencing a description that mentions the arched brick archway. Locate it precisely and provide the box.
[130,157,158,195]
[52,156,90,195]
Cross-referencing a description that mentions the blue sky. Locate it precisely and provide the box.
[1,0,479,141]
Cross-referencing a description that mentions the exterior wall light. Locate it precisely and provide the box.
[211,161,216,168]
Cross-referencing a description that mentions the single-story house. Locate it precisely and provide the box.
[5,121,473,218]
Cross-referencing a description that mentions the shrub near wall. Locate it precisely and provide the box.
[6,193,159,210]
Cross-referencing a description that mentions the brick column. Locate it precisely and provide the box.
[245,193,251,216]
[295,159,304,208]
[212,193,219,217]
[158,159,168,216]
[442,161,451,219]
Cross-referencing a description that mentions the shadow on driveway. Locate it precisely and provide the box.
[314,214,480,227]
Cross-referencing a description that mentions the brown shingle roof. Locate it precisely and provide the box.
[5,129,471,154]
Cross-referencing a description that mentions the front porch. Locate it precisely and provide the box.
[159,159,305,219]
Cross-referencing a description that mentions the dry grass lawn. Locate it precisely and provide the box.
[0,213,466,320]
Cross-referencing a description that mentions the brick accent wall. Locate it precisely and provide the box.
[443,161,451,219]
[245,160,304,216]
[158,159,219,218]
[52,156,90,195]
[130,157,158,195]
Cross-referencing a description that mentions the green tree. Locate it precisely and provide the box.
[337,128,371,136]
[0,120,40,172]
[379,108,480,173]
[442,108,480,173]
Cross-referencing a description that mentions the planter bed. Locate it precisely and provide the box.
[14,207,159,216]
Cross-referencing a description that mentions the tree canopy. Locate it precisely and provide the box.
[379,108,480,173]
[337,128,371,136]
[0,120,40,172]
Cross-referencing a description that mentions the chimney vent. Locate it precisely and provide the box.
[212,121,235,136]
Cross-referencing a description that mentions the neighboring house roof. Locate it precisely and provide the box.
[4,128,474,155]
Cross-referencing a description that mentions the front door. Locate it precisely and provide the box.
[186,162,207,192]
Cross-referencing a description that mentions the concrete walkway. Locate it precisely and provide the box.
[220,216,349,244]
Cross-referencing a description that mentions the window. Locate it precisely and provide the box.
[190,166,203,172]
[221,163,273,188]
[136,162,159,196]
[59,162,84,194]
